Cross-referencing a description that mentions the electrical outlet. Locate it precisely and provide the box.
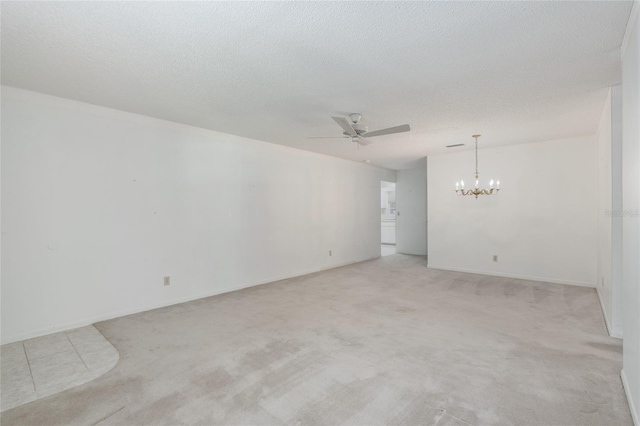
[493,255,498,262]
[329,250,332,256]
[164,276,170,286]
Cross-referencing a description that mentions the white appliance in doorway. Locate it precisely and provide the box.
[381,181,396,245]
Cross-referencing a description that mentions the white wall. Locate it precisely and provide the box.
[612,84,624,339]
[621,2,640,423]
[597,89,613,328]
[597,86,624,338]
[0,86,395,344]
[395,159,427,255]
[428,136,598,286]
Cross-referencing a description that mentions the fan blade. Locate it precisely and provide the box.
[307,136,349,139]
[362,124,410,138]
[332,116,358,136]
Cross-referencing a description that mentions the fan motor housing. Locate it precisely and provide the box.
[343,123,368,136]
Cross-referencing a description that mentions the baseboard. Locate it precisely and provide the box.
[596,287,615,337]
[1,255,377,345]
[396,250,427,256]
[427,264,595,288]
[595,288,624,338]
[611,324,624,339]
[622,369,639,426]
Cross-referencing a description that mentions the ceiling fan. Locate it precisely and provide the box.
[309,113,410,146]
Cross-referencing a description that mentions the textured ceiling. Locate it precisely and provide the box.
[1,1,633,169]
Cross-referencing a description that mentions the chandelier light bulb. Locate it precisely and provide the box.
[461,179,465,189]
[490,179,494,188]
[456,182,459,190]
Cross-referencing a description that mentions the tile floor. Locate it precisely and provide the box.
[381,244,396,256]
[1,325,119,412]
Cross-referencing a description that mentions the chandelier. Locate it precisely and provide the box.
[455,135,500,198]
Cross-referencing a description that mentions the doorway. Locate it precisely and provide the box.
[381,181,396,256]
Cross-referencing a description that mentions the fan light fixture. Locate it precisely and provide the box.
[455,135,500,199]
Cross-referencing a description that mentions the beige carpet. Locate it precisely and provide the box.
[0,255,632,425]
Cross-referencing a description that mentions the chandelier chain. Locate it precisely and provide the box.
[475,136,479,178]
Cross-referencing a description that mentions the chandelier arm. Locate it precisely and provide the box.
[456,186,500,197]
